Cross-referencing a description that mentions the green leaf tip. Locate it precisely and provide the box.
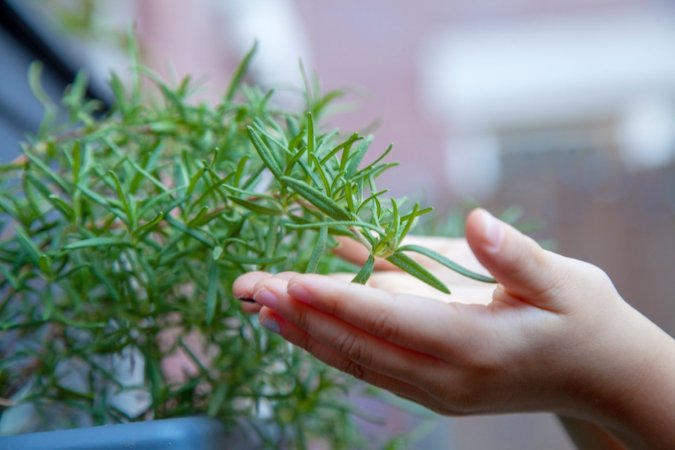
[352,254,375,284]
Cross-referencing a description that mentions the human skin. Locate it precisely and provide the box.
[233,209,675,449]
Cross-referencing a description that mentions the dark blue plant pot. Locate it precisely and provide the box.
[0,417,257,450]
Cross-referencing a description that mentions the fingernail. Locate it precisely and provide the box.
[481,209,504,252]
[236,297,256,304]
[260,315,280,334]
[253,289,278,308]
[287,283,312,305]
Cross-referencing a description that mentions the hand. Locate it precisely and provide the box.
[233,209,675,449]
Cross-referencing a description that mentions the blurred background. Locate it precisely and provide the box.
[3,0,675,448]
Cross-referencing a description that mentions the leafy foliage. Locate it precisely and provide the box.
[0,45,492,448]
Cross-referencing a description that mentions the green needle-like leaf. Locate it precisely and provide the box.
[352,254,375,284]
[284,146,307,176]
[248,126,283,180]
[345,136,372,176]
[397,245,496,283]
[320,133,362,166]
[219,254,287,265]
[47,195,74,220]
[310,153,331,195]
[226,40,257,101]
[307,112,316,155]
[28,62,57,135]
[15,227,42,265]
[208,384,229,417]
[306,225,327,272]
[187,167,206,196]
[386,251,450,294]
[283,219,384,234]
[133,212,164,239]
[108,171,135,228]
[281,176,351,221]
[362,143,393,173]
[165,215,213,247]
[230,197,283,216]
[23,148,69,191]
[65,237,134,250]
[206,261,219,324]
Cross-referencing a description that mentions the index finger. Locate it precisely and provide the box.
[286,274,493,363]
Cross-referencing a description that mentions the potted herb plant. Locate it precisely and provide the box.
[0,44,492,448]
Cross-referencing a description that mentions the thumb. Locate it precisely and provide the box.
[465,208,564,305]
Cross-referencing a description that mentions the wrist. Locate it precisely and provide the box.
[564,301,675,449]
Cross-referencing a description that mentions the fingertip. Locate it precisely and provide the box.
[466,209,563,305]
[233,271,282,308]
[231,272,255,298]
[251,276,293,305]
[465,209,513,289]
[288,273,360,308]
[233,270,269,289]
[466,208,505,255]
[465,208,485,245]
[287,274,321,304]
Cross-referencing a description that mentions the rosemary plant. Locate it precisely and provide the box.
[0,45,492,448]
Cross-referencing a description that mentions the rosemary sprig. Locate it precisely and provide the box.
[0,45,492,447]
